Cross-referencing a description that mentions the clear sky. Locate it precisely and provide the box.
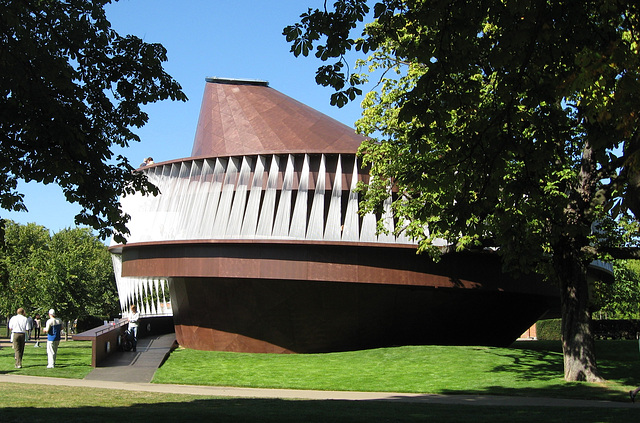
[2,0,367,234]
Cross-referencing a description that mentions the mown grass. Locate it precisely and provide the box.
[2,336,639,402]
[0,383,638,423]
[2,338,640,422]
[152,340,640,402]
[0,339,93,379]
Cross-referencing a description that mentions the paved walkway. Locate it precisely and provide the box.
[0,334,636,408]
[84,333,177,383]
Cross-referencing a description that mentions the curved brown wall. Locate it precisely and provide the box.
[120,241,559,352]
[114,79,561,353]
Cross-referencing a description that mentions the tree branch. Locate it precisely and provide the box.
[598,246,640,260]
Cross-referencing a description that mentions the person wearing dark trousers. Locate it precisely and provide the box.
[33,313,41,347]
[128,304,140,352]
[8,308,31,368]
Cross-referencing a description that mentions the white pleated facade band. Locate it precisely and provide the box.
[111,153,417,317]
[111,254,172,317]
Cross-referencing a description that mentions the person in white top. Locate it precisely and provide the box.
[128,304,140,352]
[8,308,31,368]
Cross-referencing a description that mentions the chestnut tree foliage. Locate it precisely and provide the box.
[0,221,119,321]
[0,0,187,243]
[285,0,640,381]
[594,260,640,319]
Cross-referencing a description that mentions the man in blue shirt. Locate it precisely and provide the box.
[43,308,62,368]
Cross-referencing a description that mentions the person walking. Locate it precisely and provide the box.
[128,304,140,352]
[8,308,31,368]
[43,308,63,368]
[33,313,42,347]
[26,315,33,341]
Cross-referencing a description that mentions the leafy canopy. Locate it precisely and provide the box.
[0,0,187,242]
[593,260,640,319]
[285,0,640,272]
[0,221,119,320]
[286,0,640,382]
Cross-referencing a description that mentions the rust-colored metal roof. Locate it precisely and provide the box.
[191,77,366,157]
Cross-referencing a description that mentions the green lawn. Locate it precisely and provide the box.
[2,338,640,422]
[0,383,637,423]
[2,338,639,401]
[0,339,93,379]
[152,340,639,402]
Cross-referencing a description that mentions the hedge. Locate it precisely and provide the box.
[535,319,640,340]
[536,319,563,340]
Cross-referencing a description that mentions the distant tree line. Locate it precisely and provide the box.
[593,260,640,320]
[0,220,119,322]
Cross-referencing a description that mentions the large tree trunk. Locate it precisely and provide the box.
[552,135,605,382]
[556,246,604,382]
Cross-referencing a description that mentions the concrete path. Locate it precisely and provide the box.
[1,373,636,408]
[0,334,636,408]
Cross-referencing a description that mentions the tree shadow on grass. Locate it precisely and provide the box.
[438,341,640,402]
[489,342,565,381]
[439,384,629,403]
[0,398,637,423]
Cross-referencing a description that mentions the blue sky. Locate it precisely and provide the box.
[2,0,367,234]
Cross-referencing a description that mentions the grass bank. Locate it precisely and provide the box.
[2,337,639,402]
[0,383,637,423]
[2,338,640,422]
[152,340,640,402]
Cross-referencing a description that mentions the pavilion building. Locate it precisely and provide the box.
[109,77,561,353]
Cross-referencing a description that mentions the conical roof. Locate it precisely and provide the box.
[191,77,366,158]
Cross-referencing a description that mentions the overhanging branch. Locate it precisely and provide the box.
[598,246,640,260]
